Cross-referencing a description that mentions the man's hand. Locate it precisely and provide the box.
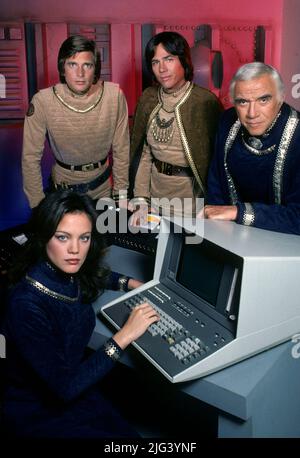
[198,205,238,221]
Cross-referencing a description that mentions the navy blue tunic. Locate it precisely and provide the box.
[207,103,300,234]
[1,262,137,438]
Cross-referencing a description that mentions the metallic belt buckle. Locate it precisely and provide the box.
[82,163,95,172]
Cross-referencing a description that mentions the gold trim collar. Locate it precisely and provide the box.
[53,85,104,113]
[26,275,80,302]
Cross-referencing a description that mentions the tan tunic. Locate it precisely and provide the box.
[22,82,129,208]
[132,83,221,216]
[134,85,200,215]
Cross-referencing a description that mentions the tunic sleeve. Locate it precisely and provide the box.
[235,155,300,235]
[133,142,153,200]
[22,93,48,208]
[206,127,231,205]
[111,89,130,196]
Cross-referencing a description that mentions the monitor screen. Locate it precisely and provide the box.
[161,229,241,330]
[176,241,225,307]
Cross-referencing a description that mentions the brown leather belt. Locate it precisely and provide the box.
[56,157,107,172]
[154,159,193,177]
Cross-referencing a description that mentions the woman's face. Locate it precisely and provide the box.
[46,212,92,274]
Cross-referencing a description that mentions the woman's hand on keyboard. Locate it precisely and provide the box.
[112,302,159,349]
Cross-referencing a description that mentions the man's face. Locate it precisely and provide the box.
[151,43,186,92]
[64,51,95,95]
[234,74,283,136]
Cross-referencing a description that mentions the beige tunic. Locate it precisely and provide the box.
[22,82,130,208]
[134,85,199,215]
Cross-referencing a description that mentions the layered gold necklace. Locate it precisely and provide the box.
[151,81,191,143]
[53,85,104,113]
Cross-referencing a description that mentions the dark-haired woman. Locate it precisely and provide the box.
[1,190,159,438]
[130,31,222,220]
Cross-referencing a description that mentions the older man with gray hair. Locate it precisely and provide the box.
[204,62,300,235]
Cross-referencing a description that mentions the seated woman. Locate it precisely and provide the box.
[1,190,159,438]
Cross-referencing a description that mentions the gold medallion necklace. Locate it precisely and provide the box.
[151,114,175,143]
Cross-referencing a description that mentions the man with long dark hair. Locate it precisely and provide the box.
[130,31,222,220]
[22,35,129,209]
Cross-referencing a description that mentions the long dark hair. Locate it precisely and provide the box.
[9,190,109,303]
[145,31,194,82]
[57,35,101,84]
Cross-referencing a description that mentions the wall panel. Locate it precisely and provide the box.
[0,23,28,119]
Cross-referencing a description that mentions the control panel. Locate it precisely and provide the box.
[100,284,234,379]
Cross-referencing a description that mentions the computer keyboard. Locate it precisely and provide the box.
[125,292,210,365]
[101,284,234,378]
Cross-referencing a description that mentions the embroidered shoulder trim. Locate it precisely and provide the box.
[224,119,241,204]
[273,108,299,204]
[25,275,80,302]
[175,84,205,194]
